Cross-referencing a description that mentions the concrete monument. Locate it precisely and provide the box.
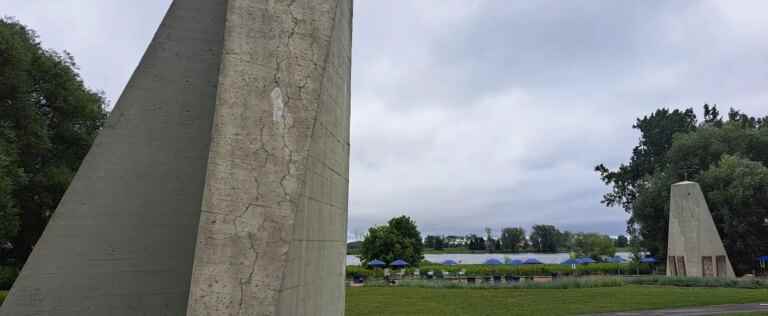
[666,181,735,278]
[1,0,351,315]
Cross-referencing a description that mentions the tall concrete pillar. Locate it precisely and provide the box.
[0,1,351,315]
[667,181,735,278]
[187,0,352,315]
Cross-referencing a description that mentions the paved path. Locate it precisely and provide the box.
[587,303,768,315]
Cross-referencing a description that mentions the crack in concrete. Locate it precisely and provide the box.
[233,203,265,315]
[189,1,350,315]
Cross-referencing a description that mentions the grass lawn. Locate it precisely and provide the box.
[346,285,768,316]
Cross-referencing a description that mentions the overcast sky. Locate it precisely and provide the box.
[3,1,767,239]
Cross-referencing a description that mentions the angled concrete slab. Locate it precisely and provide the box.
[666,181,735,278]
[0,1,228,314]
[1,1,351,315]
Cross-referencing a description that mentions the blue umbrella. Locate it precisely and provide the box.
[577,257,596,264]
[441,259,458,265]
[367,259,386,268]
[509,259,524,265]
[759,256,768,262]
[484,258,503,265]
[524,258,543,265]
[561,258,580,265]
[640,257,658,264]
[607,256,626,263]
[390,259,409,268]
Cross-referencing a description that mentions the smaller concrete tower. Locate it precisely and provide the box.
[667,181,735,278]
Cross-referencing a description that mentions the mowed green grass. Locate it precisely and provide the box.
[346,285,768,316]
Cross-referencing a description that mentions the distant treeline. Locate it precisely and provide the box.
[420,225,628,258]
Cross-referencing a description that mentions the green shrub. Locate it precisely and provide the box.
[346,263,653,279]
[346,266,384,279]
[363,276,625,290]
[626,276,768,289]
[0,266,17,290]
[425,263,652,277]
[0,291,6,305]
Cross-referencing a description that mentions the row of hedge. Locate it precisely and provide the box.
[346,263,654,279]
[627,276,768,289]
[363,276,626,289]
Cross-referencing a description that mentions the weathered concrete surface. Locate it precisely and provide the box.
[667,181,735,278]
[186,0,352,315]
[0,0,227,315]
[1,1,351,315]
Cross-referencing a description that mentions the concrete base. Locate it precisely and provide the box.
[666,181,735,278]
[1,1,351,315]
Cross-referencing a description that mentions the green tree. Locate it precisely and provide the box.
[466,234,485,251]
[596,106,714,256]
[628,227,644,275]
[615,235,629,248]
[424,235,445,250]
[0,18,107,266]
[559,230,575,252]
[597,105,768,274]
[698,155,768,274]
[595,108,697,213]
[484,227,496,253]
[359,215,424,267]
[444,235,463,248]
[500,227,526,252]
[0,138,21,241]
[631,123,768,270]
[529,224,562,253]
[573,233,616,260]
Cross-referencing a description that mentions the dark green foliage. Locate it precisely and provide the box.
[615,235,629,248]
[423,235,446,250]
[0,138,20,254]
[529,224,562,253]
[0,17,107,266]
[0,266,16,290]
[597,105,768,275]
[500,227,527,252]
[359,215,424,267]
[698,155,768,275]
[558,230,574,252]
[466,234,486,251]
[573,233,616,260]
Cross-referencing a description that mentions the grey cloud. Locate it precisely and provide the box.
[348,0,768,239]
[3,1,766,241]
